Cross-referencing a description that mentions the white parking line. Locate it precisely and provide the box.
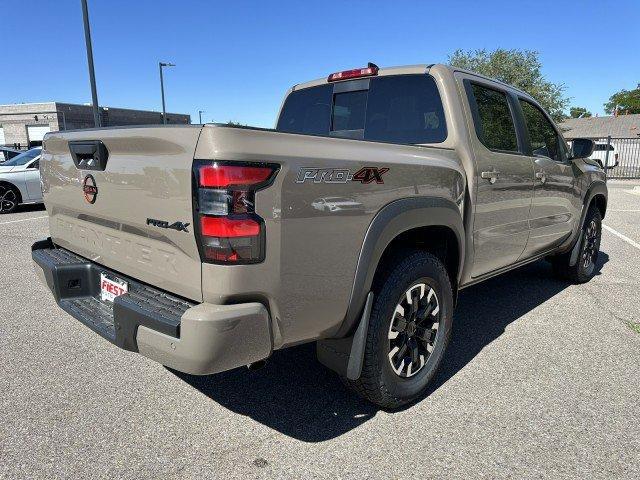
[608,209,640,212]
[0,215,47,226]
[603,224,640,251]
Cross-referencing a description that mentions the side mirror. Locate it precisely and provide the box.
[570,138,595,159]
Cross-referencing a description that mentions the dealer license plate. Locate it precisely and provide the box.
[100,273,128,303]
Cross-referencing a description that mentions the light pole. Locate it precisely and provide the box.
[198,110,205,124]
[81,0,100,127]
[159,62,175,124]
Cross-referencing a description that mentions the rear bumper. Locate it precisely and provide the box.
[32,238,272,375]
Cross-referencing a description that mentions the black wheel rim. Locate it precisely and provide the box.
[387,282,440,378]
[582,219,600,272]
[0,188,17,213]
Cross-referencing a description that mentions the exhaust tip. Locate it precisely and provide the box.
[247,360,267,371]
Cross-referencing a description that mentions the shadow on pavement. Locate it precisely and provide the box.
[172,253,609,442]
[15,203,46,214]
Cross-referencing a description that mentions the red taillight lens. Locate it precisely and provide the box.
[327,64,379,82]
[201,217,260,237]
[199,164,274,188]
[194,160,278,264]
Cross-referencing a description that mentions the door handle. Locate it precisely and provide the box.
[481,169,500,184]
[535,171,547,184]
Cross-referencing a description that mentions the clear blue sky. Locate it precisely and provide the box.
[2,0,638,126]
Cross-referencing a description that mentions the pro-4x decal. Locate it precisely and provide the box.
[296,167,389,184]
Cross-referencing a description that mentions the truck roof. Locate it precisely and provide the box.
[292,64,433,91]
[291,63,536,102]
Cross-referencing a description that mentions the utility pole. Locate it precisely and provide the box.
[81,0,101,127]
[159,62,175,124]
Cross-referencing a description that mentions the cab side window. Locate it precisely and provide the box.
[519,100,566,162]
[469,84,519,153]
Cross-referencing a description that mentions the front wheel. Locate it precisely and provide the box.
[552,206,602,283]
[344,250,453,409]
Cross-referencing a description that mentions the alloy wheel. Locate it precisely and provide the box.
[0,188,17,213]
[582,219,600,271]
[387,282,440,378]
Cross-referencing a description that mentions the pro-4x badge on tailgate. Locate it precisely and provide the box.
[147,218,190,233]
[296,167,389,184]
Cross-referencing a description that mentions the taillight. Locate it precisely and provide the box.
[194,161,278,264]
[327,63,379,82]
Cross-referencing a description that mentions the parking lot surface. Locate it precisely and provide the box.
[1,182,639,479]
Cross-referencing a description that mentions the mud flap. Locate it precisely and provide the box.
[317,292,374,380]
[569,224,585,267]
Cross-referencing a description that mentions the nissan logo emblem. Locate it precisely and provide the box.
[82,174,98,204]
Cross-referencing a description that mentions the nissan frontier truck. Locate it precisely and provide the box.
[32,63,607,408]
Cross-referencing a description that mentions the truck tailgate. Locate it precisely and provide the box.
[41,126,203,302]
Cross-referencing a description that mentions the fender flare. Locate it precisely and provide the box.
[566,181,607,265]
[584,181,608,219]
[333,196,465,339]
[559,180,607,256]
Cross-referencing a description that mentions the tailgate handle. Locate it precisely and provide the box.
[68,140,109,171]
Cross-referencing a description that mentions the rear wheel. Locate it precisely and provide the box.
[0,184,20,214]
[552,206,602,283]
[344,250,453,409]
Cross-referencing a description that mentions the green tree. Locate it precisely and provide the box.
[569,107,592,118]
[448,49,568,121]
[604,84,640,115]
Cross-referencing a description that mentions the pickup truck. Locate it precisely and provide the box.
[32,64,607,408]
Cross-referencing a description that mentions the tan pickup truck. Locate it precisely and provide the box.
[32,64,607,408]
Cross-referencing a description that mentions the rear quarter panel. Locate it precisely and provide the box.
[195,126,465,347]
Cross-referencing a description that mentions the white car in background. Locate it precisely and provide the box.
[0,147,43,213]
[0,146,23,163]
[589,142,618,169]
[567,140,618,169]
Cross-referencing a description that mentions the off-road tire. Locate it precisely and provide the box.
[343,250,453,409]
[552,206,602,284]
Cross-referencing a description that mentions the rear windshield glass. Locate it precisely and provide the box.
[332,90,367,132]
[276,74,447,144]
[276,85,332,135]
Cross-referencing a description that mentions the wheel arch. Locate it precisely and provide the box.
[589,192,607,220]
[334,197,464,338]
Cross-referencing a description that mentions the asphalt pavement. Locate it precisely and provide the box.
[1,182,639,479]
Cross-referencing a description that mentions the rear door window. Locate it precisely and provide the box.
[468,84,519,153]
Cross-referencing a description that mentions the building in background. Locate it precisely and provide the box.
[559,114,640,139]
[0,102,191,148]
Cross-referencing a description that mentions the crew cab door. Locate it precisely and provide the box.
[461,78,535,277]
[516,98,582,257]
